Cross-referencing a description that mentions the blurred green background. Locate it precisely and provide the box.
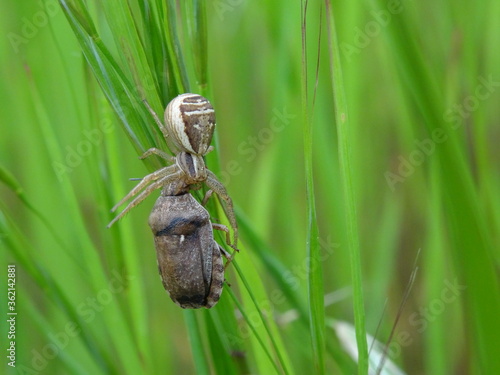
[1,0,499,374]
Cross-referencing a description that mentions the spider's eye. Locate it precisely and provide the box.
[165,93,216,155]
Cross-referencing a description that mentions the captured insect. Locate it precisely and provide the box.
[108,93,238,308]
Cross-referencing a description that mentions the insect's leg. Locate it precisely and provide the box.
[140,148,175,162]
[205,170,238,247]
[212,223,239,253]
[110,165,178,213]
[107,170,183,228]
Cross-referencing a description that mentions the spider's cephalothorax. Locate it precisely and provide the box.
[107,94,238,308]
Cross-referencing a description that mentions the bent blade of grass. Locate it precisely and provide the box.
[324,1,368,373]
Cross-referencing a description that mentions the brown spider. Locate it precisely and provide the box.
[107,93,238,248]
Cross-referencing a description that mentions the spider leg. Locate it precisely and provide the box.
[216,244,235,270]
[110,165,178,213]
[107,170,183,228]
[212,223,239,253]
[143,100,166,133]
[205,170,238,247]
[201,189,214,206]
[140,148,175,162]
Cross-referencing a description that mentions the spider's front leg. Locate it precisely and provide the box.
[107,165,181,228]
[110,165,178,213]
[140,147,175,162]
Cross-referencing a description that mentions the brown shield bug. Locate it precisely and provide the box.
[108,93,238,308]
[149,181,233,308]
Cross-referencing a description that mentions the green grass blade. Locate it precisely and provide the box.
[301,1,325,373]
[324,1,368,373]
[184,310,211,375]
